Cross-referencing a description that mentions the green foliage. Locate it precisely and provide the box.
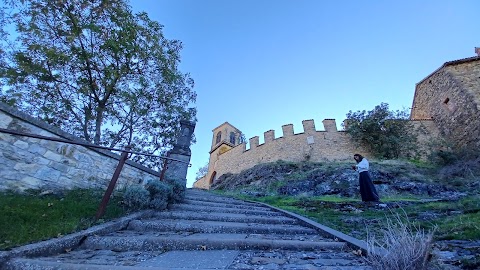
[230,191,480,241]
[145,180,171,210]
[122,185,150,210]
[124,179,186,210]
[165,178,186,203]
[407,158,436,169]
[0,180,185,250]
[145,180,172,198]
[124,179,184,210]
[435,212,480,240]
[0,0,196,168]
[425,138,480,184]
[409,196,480,240]
[0,189,126,250]
[344,102,417,159]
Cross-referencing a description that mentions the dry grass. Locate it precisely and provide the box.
[365,212,435,270]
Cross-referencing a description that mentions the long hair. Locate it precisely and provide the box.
[354,153,364,162]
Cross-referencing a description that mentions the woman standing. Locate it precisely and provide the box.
[352,154,380,202]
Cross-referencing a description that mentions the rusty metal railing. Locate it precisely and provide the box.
[0,127,190,220]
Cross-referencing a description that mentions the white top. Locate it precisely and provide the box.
[356,158,369,173]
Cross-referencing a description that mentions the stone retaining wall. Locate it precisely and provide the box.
[0,102,159,192]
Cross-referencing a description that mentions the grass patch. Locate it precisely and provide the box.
[0,189,127,250]
[434,212,480,240]
[220,191,480,242]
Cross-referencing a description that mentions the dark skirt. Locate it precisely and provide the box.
[359,171,379,202]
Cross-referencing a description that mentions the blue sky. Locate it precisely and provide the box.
[130,0,480,187]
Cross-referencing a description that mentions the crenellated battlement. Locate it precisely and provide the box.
[247,119,341,150]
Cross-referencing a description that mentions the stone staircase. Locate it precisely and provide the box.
[2,189,372,269]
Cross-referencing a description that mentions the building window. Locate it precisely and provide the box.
[216,132,221,144]
[229,132,235,144]
[443,97,455,112]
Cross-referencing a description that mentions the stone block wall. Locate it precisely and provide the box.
[0,103,159,192]
[411,58,480,150]
[411,119,441,155]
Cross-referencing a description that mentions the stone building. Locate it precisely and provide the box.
[410,55,480,151]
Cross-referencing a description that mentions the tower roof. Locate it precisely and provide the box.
[212,121,241,133]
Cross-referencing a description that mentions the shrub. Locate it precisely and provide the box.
[122,185,150,210]
[145,180,172,210]
[163,178,185,202]
[149,197,168,210]
[439,157,480,179]
[145,180,172,197]
[365,212,434,270]
[428,138,479,166]
[344,103,417,159]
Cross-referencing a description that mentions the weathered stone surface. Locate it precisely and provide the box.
[13,140,29,150]
[0,113,13,127]
[0,102,162,192]
[411,58,480,150]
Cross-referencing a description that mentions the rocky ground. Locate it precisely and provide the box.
[210,159,480,270]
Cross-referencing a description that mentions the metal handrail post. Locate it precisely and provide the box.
[159,151,170,181]
[95,145,131,220]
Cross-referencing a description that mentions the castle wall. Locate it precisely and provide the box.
[412,60,480,150]
[194,119,374,189]
[411,119,441,156]
[193,175,209,189]
[193,118,441,189]
[0,103,159,192]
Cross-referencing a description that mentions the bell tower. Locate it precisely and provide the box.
[210,122,243,152]
[193,122,243,189]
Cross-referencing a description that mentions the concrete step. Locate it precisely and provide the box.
[152,210,298,225]
[5,249,241,270]
[5,258,199,270]
[180,199,270,210]
[183,193,257,205]
[6,249,371,270]
[4,258,174,270]
[126,219,318,235]
[169,203,283,216]
[81,234,346,252]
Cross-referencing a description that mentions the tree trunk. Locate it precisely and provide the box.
[94,103,105,145]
